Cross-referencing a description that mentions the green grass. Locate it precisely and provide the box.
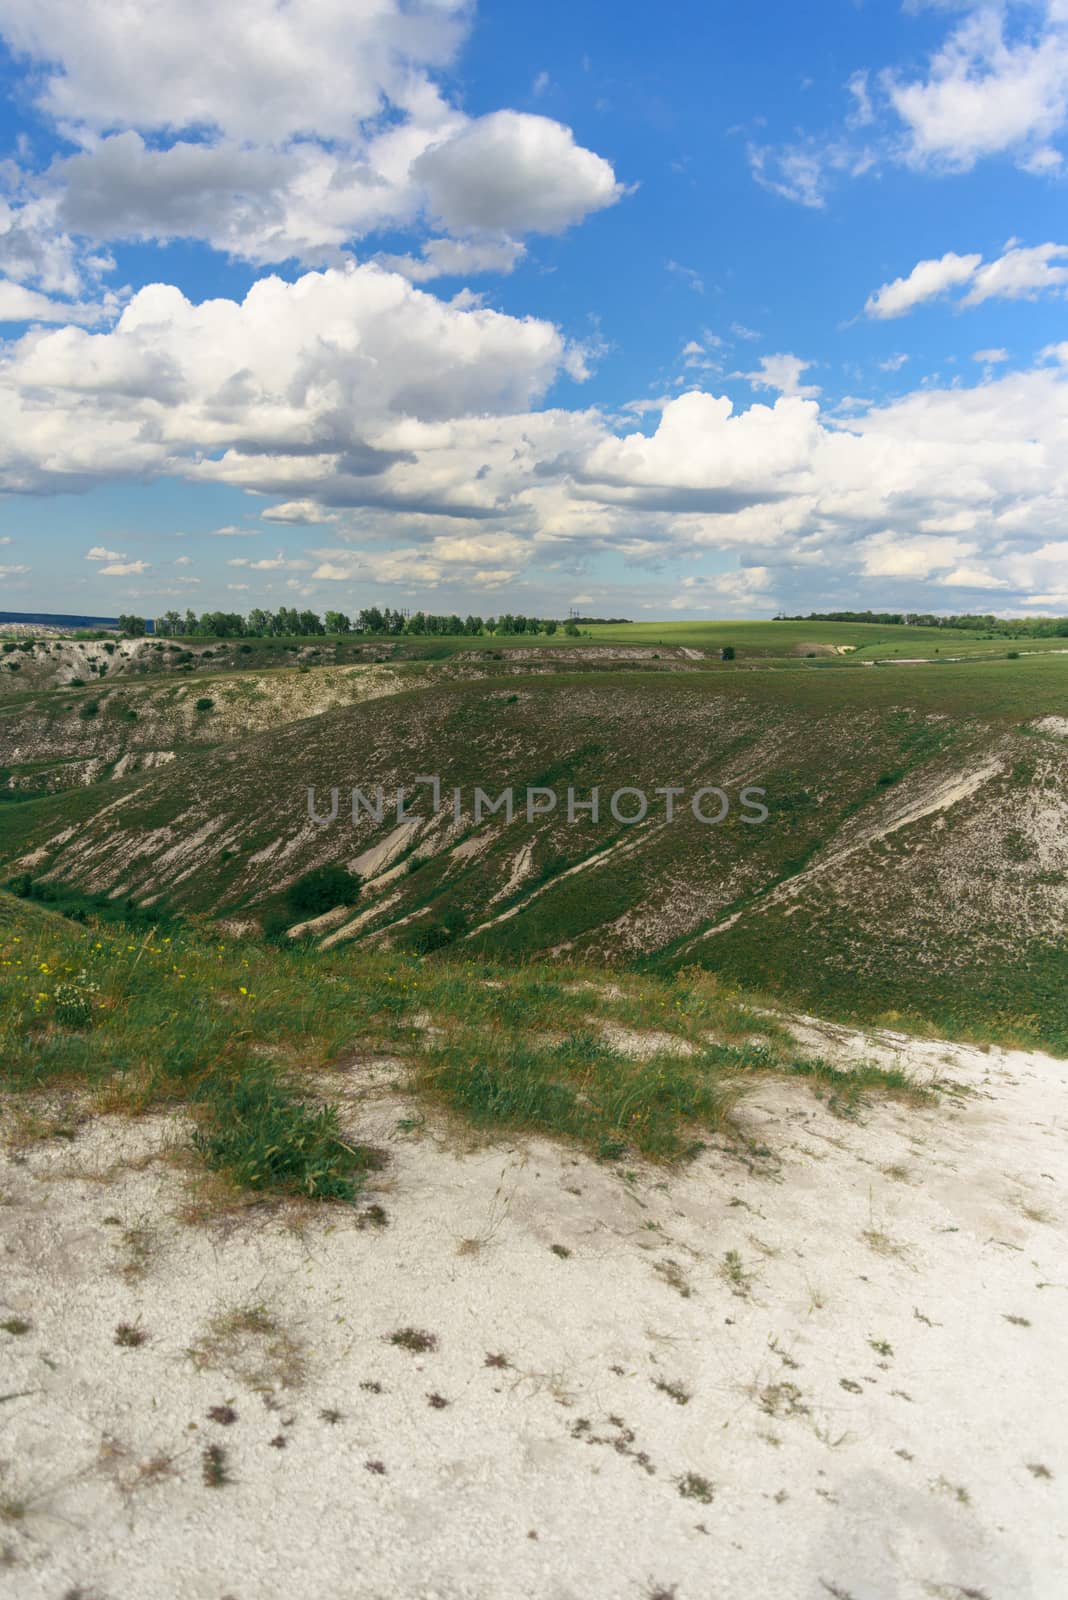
[578,619,1068,661]
[192,1064,384,1199]
[416,1028,740,1159]
[0,892,925,1188]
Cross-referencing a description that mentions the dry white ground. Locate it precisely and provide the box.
[1,1021,1066,1600]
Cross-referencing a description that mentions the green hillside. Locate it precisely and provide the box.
[4,645,1066,1052]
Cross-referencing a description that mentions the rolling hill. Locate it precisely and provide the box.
[3,644,1066,1050]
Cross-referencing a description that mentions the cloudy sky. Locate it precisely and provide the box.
[1,0,1067,620]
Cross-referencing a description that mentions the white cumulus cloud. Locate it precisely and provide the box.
[413,113,622,235]
[886,3,1068,172]
[98,559,148,575]
[865,251,982,318]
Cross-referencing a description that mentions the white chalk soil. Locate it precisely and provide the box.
[1,1023,1066,1599]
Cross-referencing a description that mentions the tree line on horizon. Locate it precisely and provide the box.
[779,610,1068,636]
[120,607,599,639]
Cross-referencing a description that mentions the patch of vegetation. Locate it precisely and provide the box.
[416,1027,741,1159]
[201,1444,228,1488]
[192,1064,385,1200]
[0,891,946,1207]
[284,864,362,918]
[653,1378,691,1405]
[387,1327,438,1353]
[189,1302,306,1391]
[114,1322,147,1347]
[677,1471,714,1503]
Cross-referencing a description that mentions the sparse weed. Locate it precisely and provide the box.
[201,1444,228,1488]
[387,1327,438,1354]
[113,1322,147,1348]
[677,1471,714,1504]
[653,1378,691,1405]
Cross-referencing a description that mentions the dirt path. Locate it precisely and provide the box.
[1,1025,1065,1598]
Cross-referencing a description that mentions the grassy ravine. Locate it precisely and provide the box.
[0,893,924,1203]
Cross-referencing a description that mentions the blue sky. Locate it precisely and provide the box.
[0,0,1066,619]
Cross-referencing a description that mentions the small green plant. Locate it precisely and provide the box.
[677,1471,714,1503]
[720,1249,751,1294]
[114,1322,147,1347]
[78,699,100,719]
[195,696,215,713]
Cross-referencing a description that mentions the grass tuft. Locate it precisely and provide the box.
[191,1064,384,1202]
[387,1327,438,1354]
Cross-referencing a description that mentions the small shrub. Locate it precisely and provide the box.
[284,864,361,917]
[79,700,100,719]
[195,696,215,713]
